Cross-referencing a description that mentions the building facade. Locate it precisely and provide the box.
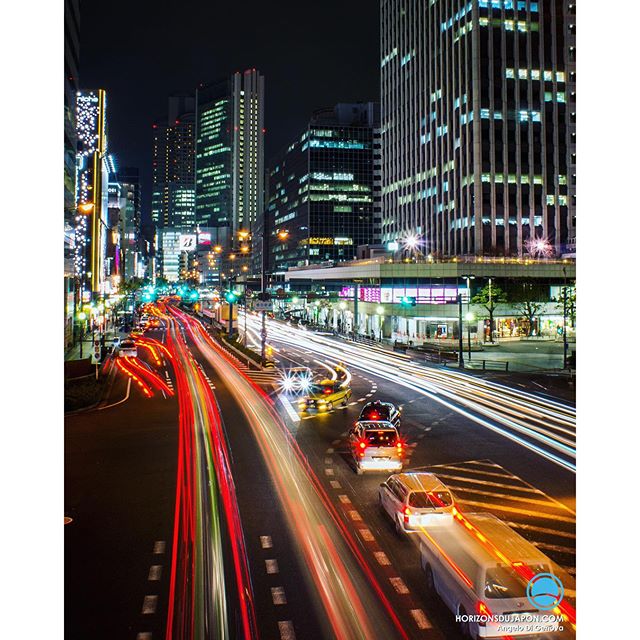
[264,103,380,273]
[118,167,143,281]
[380,0,576,258]
[64,0,80,347]
[75,89,110,300]
[195,69,265,251]
[151,94,196,229]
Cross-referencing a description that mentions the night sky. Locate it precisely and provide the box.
[78,0,380,223]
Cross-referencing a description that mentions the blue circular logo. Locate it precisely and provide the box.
[526,573,564,611]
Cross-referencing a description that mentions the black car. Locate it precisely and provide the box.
[358,400,401,428]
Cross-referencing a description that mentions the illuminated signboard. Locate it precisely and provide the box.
[308,237,334,245]
[179,234,197,252]
[198,232,212,245]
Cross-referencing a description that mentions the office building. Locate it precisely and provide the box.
[75,88,109,299]
[380,0,576,257]
[64,0,80,347]
[264,103,380,273]
[118,167,143,281]
[195,69,265,250]
[151,94,196,228]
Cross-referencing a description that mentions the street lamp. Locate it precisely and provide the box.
[457,294,464,368]
[465,311,475,359]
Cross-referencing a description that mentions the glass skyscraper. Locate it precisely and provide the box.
[265,103,381,272]
[380,0,576,257]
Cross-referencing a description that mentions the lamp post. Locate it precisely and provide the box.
[465,312,475,359]
[461,274,475,360]
[457,294,464,368]
[562,266,569,369]
[376,305,385,341]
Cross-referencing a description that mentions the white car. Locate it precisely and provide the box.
[378,473,454,535]
[118,339,137,358]
[349,421,403,475]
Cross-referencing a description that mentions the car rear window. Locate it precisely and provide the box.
[364,429,397,446]
[361,406,390,421]
[408,490,453,508]
[484,564,549,599]
[121,341,135,348]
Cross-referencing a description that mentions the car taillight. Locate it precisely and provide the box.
[476,601,493,627]
[403,507,411,524]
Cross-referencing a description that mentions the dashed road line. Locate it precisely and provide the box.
[324,457,333,465]
[278,621,296,640]
[506,521,575,539]
[271,586,287,605]
[329,480,342,489]
[324,468,334,476]
[265,559,280,574]
[348,510,362,521]
[152,540,166,554]
[136,633,152,640]
[458,499,575,523]
[260,535,273,549]
[141,595,158,614]
[326,447,334,454]
[374,551,391,566]
[410,608,432,629]
[148,565,162,581]
[338,495,351,504]
[358,528,375,542]
[389,577,410,594]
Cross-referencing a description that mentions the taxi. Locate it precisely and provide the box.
[298,380,352,413]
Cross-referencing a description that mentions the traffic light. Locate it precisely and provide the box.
[225,290,238,304]
[400,296,417,307]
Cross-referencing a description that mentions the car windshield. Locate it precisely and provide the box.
[484,564,549,599]
[408,490,453,508]
[121,341,135,348]
[364,429,397,446]
[310,384,334,395]
[361,405,391,421]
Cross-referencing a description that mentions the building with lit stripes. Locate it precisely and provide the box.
[195,69,265,250]
[380,0,576,258]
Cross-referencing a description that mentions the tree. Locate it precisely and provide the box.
[471,281,507,343]
[515,300,544,336]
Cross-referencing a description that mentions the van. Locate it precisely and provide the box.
[418,512,572,638]
[349,421,403,474]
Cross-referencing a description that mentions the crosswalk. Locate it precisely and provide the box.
[413,459,576,575]
[237,364,281,386]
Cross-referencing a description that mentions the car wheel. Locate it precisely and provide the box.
[342,396,348,406]
[424,564,435,593]
[326,402,333,411]
[356,466,363,475]
[458,606,472,638]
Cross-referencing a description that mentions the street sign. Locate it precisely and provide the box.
[254,300,273,311]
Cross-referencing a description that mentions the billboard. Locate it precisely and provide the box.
[179,234,197,252]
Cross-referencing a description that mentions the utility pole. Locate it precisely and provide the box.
[457,294,464,369]
[260,233,267,363]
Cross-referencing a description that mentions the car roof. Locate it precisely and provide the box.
[357,421,397,431]
[391,472,450,493]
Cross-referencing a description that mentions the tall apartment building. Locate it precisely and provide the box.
[195,69,265,250]
[151,94,196,228]
[264,103,380,273]
[380,0,576,257]
[76,89,110,299]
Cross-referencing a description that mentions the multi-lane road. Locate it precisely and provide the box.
[65,303,576,639]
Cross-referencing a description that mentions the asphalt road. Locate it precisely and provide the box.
[65,308,576,639]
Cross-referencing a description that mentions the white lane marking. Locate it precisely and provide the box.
[142,595,158,614]
[389,577,410,594]
[326,448,334,454]
[359,528,375,542]
[348,401,358,405]
[434,472,550,494]
[98,378,131,410]
[279,395,301,423]
[374,551,391,566]
[148,565,162,581]
[348,510,362,521]
[265,559,279,574]
[136,633,152,640]
[260,535,273,549]
[332,439,341,445]
[271,586,287,605]
[506,521,576,539]
[410,609,432,629]
[153,541,166,554]
[366,393,373,397]
[324,457,333,465]
[447,485,567,508]
[329,481,342,489]
[278,621,296,640]
[325,468,334,476]
[533,541,576,555]
[458,499,575,523]
[338,495,351,504]
[357,397,366,402]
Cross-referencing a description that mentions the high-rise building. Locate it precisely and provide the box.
[151,94,196,229]
[380,0,576,257]
[64,0,80,347]
[118,167,143,281]
[75,88,110,299]
[263,103,380,273]
[195,69,265,249]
